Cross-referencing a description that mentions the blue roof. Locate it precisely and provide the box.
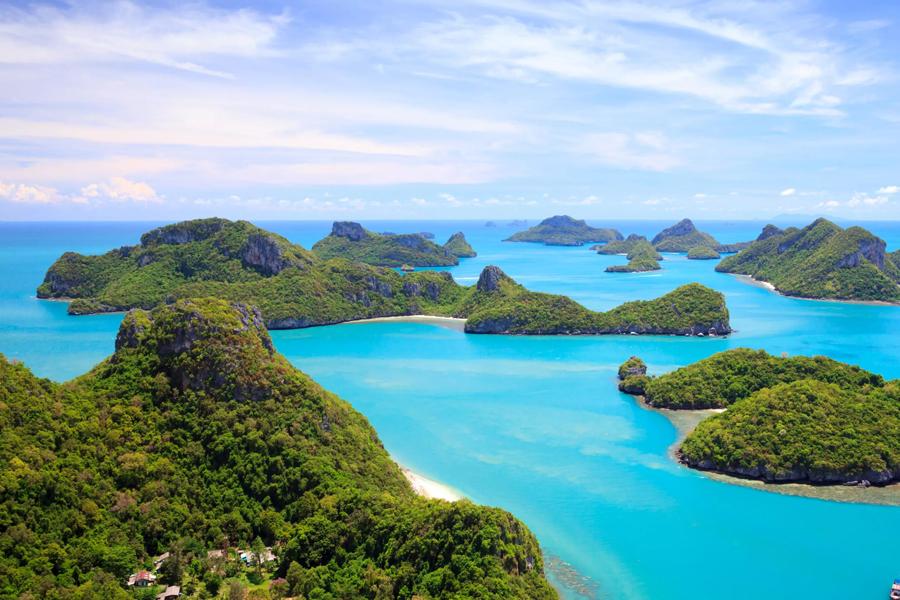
[894,578,900,584]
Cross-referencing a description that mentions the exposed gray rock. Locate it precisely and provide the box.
[836,238,886,271]
[331,221,368,241]
[240,233,301,276]
[141,220,227,246]
[393,233,427,250]
[476,265,506,292]
[757,224,785,241]
[420,232,435,239]
[114,309,150,351]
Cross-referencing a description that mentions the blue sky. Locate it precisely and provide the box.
[1,0,898,221]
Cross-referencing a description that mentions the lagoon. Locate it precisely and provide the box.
[3,219,900,600]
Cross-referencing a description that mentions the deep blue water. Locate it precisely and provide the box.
[3,219,900,600]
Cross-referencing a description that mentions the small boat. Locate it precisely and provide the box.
[890,578,900,599]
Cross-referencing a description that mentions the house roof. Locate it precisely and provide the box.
[155,552,170,563]
[156,585,180,600]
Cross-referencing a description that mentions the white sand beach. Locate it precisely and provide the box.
[400,466,464,501]
[343,315,467,332]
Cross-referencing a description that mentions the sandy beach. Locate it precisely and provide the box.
[728,273,898,306]
[342,315,467,332]
[400,466,464,501]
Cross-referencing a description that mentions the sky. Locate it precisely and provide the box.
[0,0,899,221]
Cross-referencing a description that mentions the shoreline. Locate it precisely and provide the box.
[726,274,899,307]
[627,393,900,506]
[398,465,464,501]
[342,315,467,332]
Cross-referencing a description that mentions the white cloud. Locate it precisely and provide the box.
[411,197,428,205]
[0,2,289,78]
[876,186,899,194]
[847,192,889,207]
[77,177,161,203]
[641,199,660,205]
[581,132,680,171]
[780,188,796,196]
[694,193,706,198]
[847,20,891,34]
[0,180,66,204]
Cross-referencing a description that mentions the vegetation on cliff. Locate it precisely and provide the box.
[443,232,477,258]
[680,379,900,483]
[617,347,900,483]
[604,248,661,273]
[716,219,900,302]
[597,235,663,260]
[633,348,884,410]
[651,219,720,253]
[462,272,730,335]
[617,356,647,380]
[0,299,556,600]
[504,216,623,246]
[686,247,721,260]
[38,219,731,336]
[312,222,459,267]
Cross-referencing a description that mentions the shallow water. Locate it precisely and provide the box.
[3,219,900,600]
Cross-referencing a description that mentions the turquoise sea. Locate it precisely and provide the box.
[3,219,900,600]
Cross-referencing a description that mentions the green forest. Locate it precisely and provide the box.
[37,219,731,336]
[0,298,557,600]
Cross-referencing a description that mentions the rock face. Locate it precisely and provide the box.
[680,455,900,485]
[420,232,435,239]
[651,218,696,245]
[757,224,784,241]
[836,238,886,271]
[332,221,368,241]
[476,265,506,292]
[141,219,228,246]
[240,233,301,276]
[393,234,427,249]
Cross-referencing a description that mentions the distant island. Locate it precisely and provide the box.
[37,218,731,336]
[443,232,477,257]
[0,299,557,599]
[312,221,459,267]
[651,218,720,252]
[504,215,623,246]
[618,348,900,485]
[605,242,662,273]
[485,221,498,227]
[598,235,663,259]
[687,246,721,260]
[716,218,900,302]
[506,220,528,227]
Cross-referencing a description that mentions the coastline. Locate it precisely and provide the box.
[726,274,899,307]
[399,465,464,501]
[342,315,467,332]
[627,392,900,506]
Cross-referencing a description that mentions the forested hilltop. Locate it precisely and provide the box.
[616,349,900,485]
[504,216,623,246]
[311,222,461,267]
[0,298,557,600]
[716,219,900,302]
[38,218,732,336]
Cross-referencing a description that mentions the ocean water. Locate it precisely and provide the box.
[3,219,900,600]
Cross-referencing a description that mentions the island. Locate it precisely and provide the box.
[420,231,436,239]
[443,231,477,257]
[715,241,753,253]
[0,299,557,599]
[504,215,624,246]
[604,245,662,273]
[486,221,498,227]
[716,218,900,302]
[616,348,900,485]
[506,220,528,227]
[651,218,720,252]
[37,218,732,336]
[312,221,459,267]
[686,246,721,260]
[598,236,663,259]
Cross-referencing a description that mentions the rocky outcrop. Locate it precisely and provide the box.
[332,221,368,241]
[240,233,301,276]
[757,224,784,241]
[476,265,506,292]
[836,238,886,271]
[680,455,900,485]
[141,219,228,246]
[651,218,696,245]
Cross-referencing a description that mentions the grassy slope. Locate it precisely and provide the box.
[0,299,556,600]
[686,246,721,260]
[653,230,720,252]
[717,219,900,302]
